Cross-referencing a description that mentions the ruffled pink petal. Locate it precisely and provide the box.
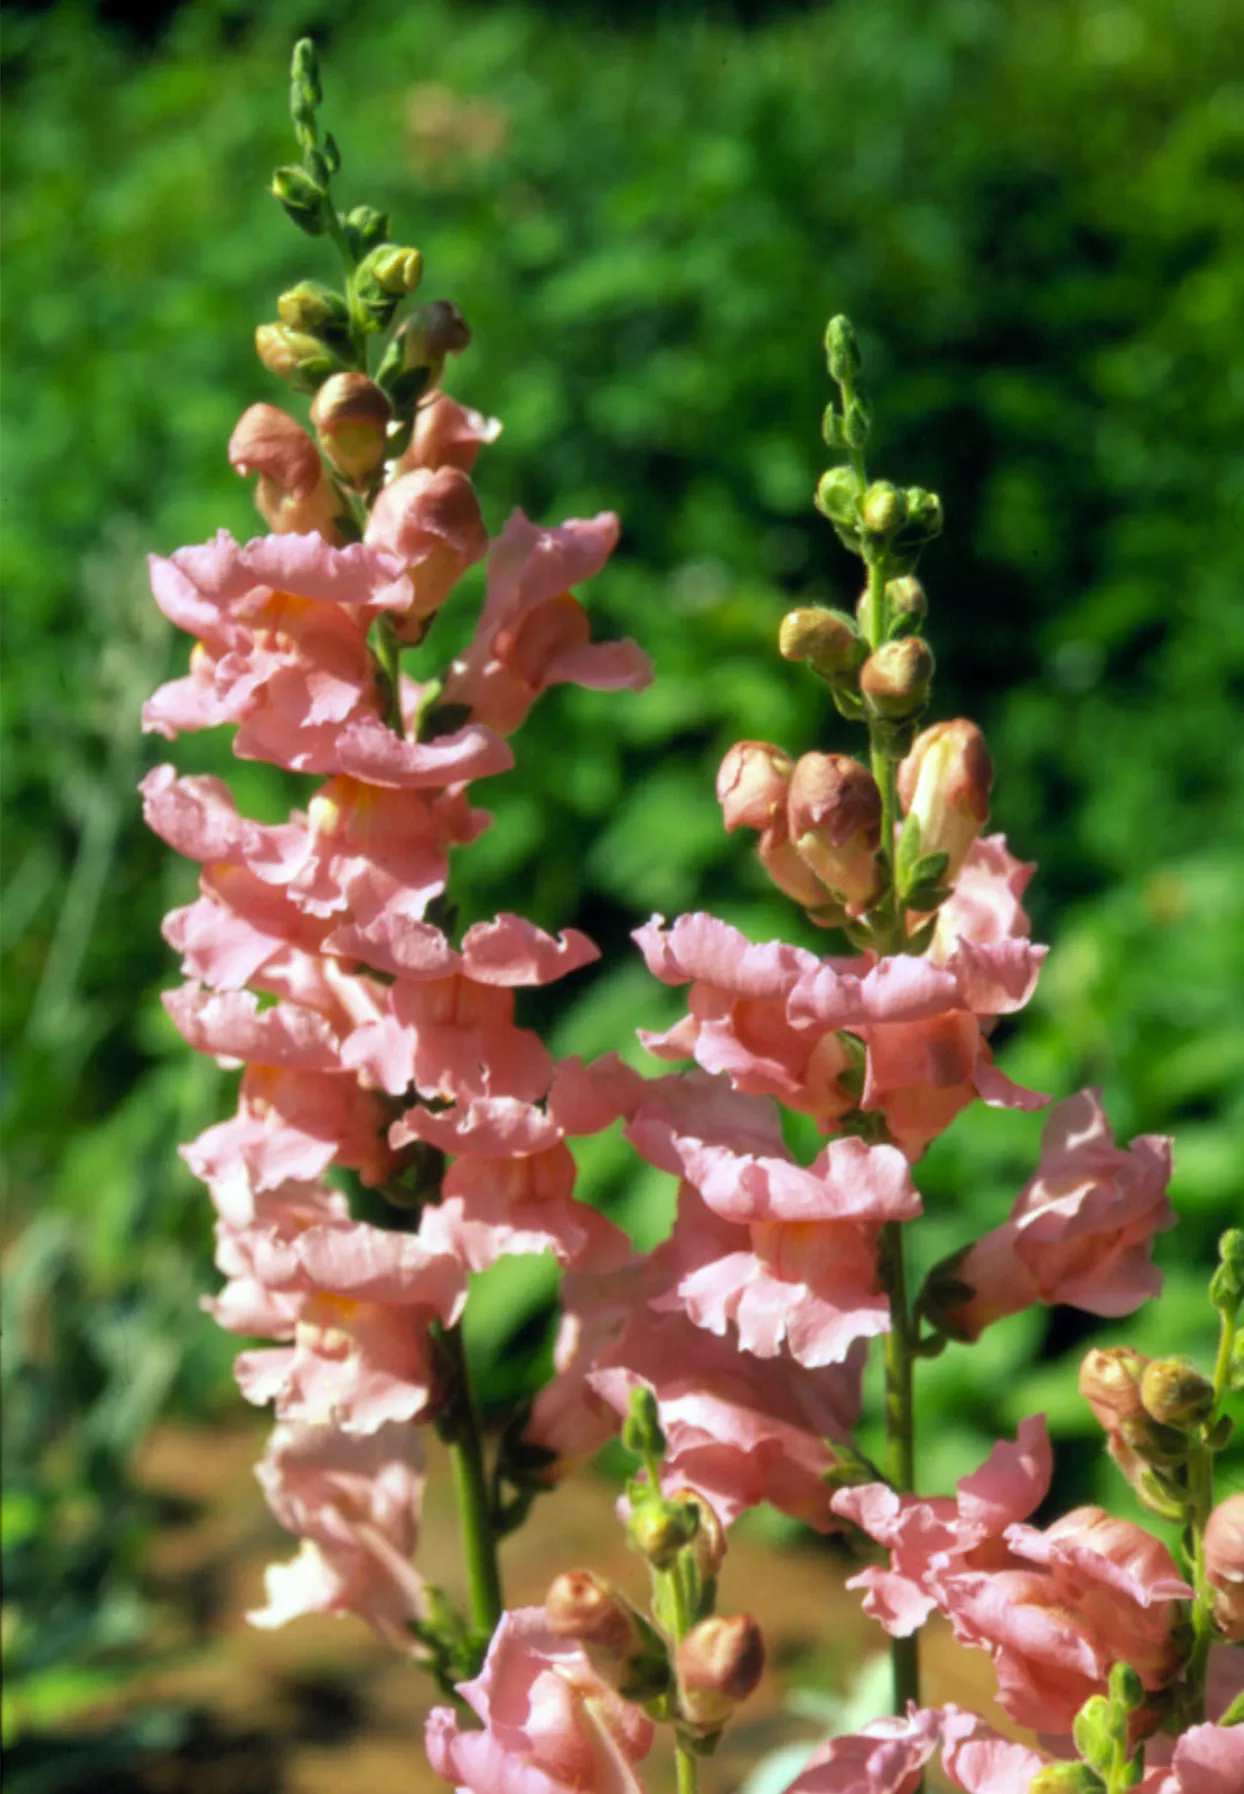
[461,916,600,986]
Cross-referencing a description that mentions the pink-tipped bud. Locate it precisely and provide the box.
[717,742,793,833]
[859,637,934,720]
[1205,1493,1244,1642]
[228,404,341,538]
[310,373,392,482]
[756,825,835,909]
[897,718,992,881]
[1140,1357,1215,1429]
[787,753,883,911]
[397,391,502,475]
[1079,1347,1150,1427]
[367,466,488,635]
[546,1571,641,1657]
[676,1614,765,1727]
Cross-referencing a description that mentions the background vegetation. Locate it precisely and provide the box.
[4,0,1244,1781]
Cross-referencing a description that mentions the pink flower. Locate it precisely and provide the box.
[1204,1494,1244,1642]
[228,403,342,540]
[1140,1721,1244,1793]
[931,834,1034,954]
[183,1064,396,1198]
[936,1708,1047,1792]
[932,1089,1174,1341]
[441,510,652,735]
[393,390,501,476]
[633,914,859,1128]
[223,1216,467,1433]
[590,1308,863,1529]
[781,1706,943,1793]
[365,465,488,634]
[249,1419,427,1649]
[426,1607,654,1794]
[831,1418,1053,1636]
[523,1260,661,1474]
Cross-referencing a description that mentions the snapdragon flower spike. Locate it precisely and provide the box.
[425,1607,655,1794]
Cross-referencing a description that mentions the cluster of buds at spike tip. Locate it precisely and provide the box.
[544,1571,672,1702]
[310,373,392,484]
[717,744,884,922]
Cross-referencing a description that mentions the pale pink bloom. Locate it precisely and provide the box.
[633,914,859,1128]
[162,863,333,991]
[418,1145,631,1273]
[249,1419,427,1650]
[936,1707,1047,1792]
[366,465,488,632]
[781,1705,942,1793]
[426,1608,654,1794]
[788,937,1048,1159]
[244,776,488,929]
[932,834,1034,954]
[936,1089,1174,1341]
[391,1094,565,1157]
[163,982,345,1071]
[1203,1494,1244,1642]
[183,1064,396,1197]
[524,1260,660,1473]
[934,1504,1190,1732]
[229,1217,467,1433]
[1139,1720,1244,1793]
[393,389,502,476]
[140,764,248,862]
[831,1418,1052,1636]
[590,1308,863,1528]
[546,1053,648,1137]
[228,403,342,540]
[441,510,652,735]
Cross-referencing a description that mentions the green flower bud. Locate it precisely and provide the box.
[270,164,327,236]
[628,1497,698,1569]
[345,205,391,256]
[814,466,862,528]
[824,315,861,384]
[1072,1694,1117,1772]
[1108,1662,1145,1713]
[778,607,864,679]
[902,487,944,540]
[254,322,344,393]
[277,280,350,335]
[842,391,873,449]
[860,481,906,537]
[821,403,846,448]
[886,575,928,632]
[860,637,934,720]
[354,245,425,333]
[1140,1357,1215,1429]
[1028,1767,1105,1793]
[621,1385,665,1461]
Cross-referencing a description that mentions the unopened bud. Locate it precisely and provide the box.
[355,245,425,333]
[270,164,327,235]
[380,301,472,410]
[815,466,862,528]
[1073,1693,1119,1771]
[717,742,793,834]
[1028,1765,1105,1793]
[254,323,343,393]
[1204,1493,1244,1642]
[1210,1228,1244,1313]
[788,753,883,911]
[859,637,934,720]
[674,1489,727,1579]
[1139,1357,1214,1429]
[310,373,392,481]
[860,481,905,537]
[676,1614,765,1727]
[1108,1662,1145,1713]
[277,280,350,335]
[824,315,861,384]
[778,608,864,679]
[621,1385,665,1461]
[886,576,927,630]
[1079,1347,1151,1427]
[757,825,833,909]
[628,1497,698,1569]
[228,404,340,539]
[896,719,992,881]
[903,487,944,540]
[546,1571,640,1657]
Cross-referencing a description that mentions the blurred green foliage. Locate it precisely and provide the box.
[4,0,1244,1769]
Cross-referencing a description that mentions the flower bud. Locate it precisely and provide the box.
[903,487,944,540]
[1139,1357,1215,1429]
[1210,1227,1244,1313]
[814,466,861,528]
[716,742,793,834]
[672,1489,727,1580]
[363,244,424,296]
[1073,1693,1120,1772]
[859,638,934,720]
[277,280,350,335]
[896,719,992,881]
[778,608,864,679]
[1028,1765,1105,1793]
[628,1497,698,1569]
[545,1572,671,1701]
[255,322,343,391]
[1079,1347,1151,1427]
[270,164,327,235]
[860,481,905,537]
[1204,1493,1244,1642]
[1108,1661,1145,1713]
[824,315,861,383]
[310,373,392,482]
[787,753,883,911]
[886,575,927,629]
[621,1385,665,1461]
[380,301,473,411]
[676,1614,765,1728]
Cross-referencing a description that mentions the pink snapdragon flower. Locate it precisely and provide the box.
[831,1417,1053,1636]
[249,1419,427,1649]
[393,389,502,476]
[1139,1720,1244,1792]
[183,1062,396,1197]
[228,403,342,540]
[780,1705,944,1793]
[365,464,488,634]
[441,510,652,736]
[1204,1493,1244,1642]
[591,1308,863,1528]
[932,1089,1175,1341]
[426,1607,654,1794]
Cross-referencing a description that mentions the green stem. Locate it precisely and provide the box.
[659,1551,700,1793]
[439,1324,504,1637]
[881,1219,920,1717]
[1211,1301,1238,1407]
[675,1745,699,1794]
[1183,1440,1215,1725]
